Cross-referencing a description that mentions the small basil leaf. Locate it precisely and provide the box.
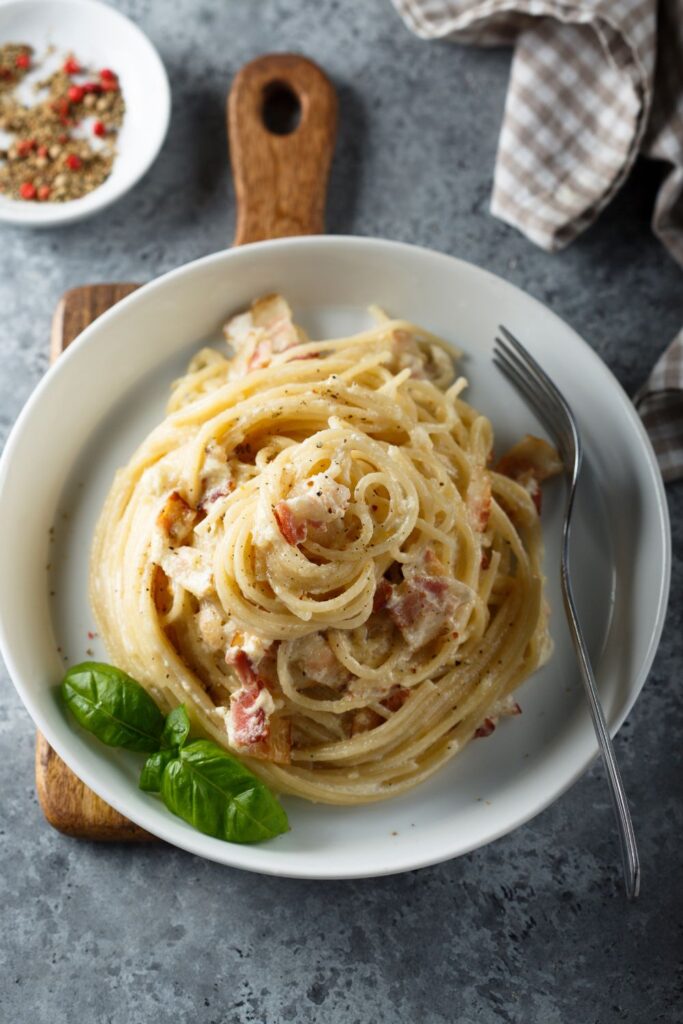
[160,739,289,844]
[226,785,292,844]
[161,704,190,751]
[61,661,165,752]
[139,749,176,792]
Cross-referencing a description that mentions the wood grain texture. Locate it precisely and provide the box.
[35,733,153,840]
[49,283,139,364]
[229,54,337,245]
[36,282,154,842]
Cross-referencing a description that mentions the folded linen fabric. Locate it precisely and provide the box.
[392,0,683,479]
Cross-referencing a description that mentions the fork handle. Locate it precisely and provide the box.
[561,523,641,900]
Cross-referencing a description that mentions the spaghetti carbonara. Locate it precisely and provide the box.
[91,295,561,804]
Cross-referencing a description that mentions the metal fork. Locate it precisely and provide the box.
[493,325,640,901]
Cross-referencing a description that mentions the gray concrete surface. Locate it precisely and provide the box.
[1,2,681,1022]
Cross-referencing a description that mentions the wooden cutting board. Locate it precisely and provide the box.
[36,283,153,840]
[35,53,337,840]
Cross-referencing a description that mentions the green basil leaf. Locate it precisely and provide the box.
[160,739,289,844]
[61,661,165,752]
[139,749,176,792]
[161,704,190,751]
[226,785,291,844]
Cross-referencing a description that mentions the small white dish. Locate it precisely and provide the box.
[0,0,170,227]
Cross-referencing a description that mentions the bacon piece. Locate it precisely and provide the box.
[251,295,301,346]
[228,688,290,762]
[475,718,496,738]
[496,435,563,515]
[422,548,446,573]
[199,481,235,510]
[248,339,273,371]
[493,695,522,718]
[226,634,278,675]
[474,697,521,739]
[226,648,261,687]
[224,647,290,761]
[497,435,563,481]
[373,578,393,613]
[388,573,471,649]
[274,501,308,545]
[224,649,290,763]
[198,441,234,509]
[229,683,270,746]
[156,491,197,545]
[273,473,350,547]
[225,294,305,374]
[381,686,410,712]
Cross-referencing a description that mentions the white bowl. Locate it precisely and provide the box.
[0,0,170,227]
[0,237,670,878]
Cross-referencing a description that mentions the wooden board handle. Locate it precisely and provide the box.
[228,53,337,246]
[36,282,154,842]
[36,732,153,841]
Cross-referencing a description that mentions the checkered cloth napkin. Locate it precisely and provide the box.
[392,0,683,481]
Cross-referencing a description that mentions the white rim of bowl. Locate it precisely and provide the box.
[0,236,672,877]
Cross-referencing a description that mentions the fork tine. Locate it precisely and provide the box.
[494,351,567,443]
[493,345,562,427]
[494,330,578,460]
[494,365,567,462]
[498,326,577,440]
[493,348,571,458]
[495,333,567,430]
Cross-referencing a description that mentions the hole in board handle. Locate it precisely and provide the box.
[262,81,302,136]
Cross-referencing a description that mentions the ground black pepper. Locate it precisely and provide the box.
[0,44,125,202]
